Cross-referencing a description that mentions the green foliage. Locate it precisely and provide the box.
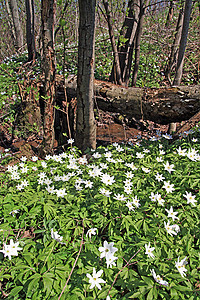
[0,127,200,299]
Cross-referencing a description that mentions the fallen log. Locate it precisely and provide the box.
[63,75,200,124]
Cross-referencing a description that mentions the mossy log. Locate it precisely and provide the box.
[63,75,200,124]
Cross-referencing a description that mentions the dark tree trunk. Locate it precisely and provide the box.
[109,0,140,86]
[9,0,24,51]
[26,0,36,62]
[103,0,123,85]
[75,0,96,152]
[132,0,149,86]
[165,7,184,84]
[173,0,193,86]
[40,0,56,156]
[165,0,174,27]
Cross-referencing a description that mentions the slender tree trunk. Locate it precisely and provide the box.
[165,7,184,83]
[8,0,24,51]
[132,0,149,86]
[4,0,16,44]
[40,0,56,156]
[26,0,36,62]
[75,0,96,152]
[173,0,193,86]
[109,0,140,86]
[103,0,123,85]
[165,0,174,27]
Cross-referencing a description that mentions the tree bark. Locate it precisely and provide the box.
[132,0,149,86]
[64,77,200,124]
[165,0,174,27]
[165,7,184,83]
[75,0,96,152]
[40,0,56,156]
[109,0,140,86]
[103,0,123,85]
[26,0,36,62]
[8,0,24,51]
[173,0,193,86]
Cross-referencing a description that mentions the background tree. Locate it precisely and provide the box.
[173,0,193,85]
[75,0,96,152]
[25,0,36,62]
[39,0,56,156]
[8,0,24,51]
[165,4,184,84]
[132,0,149,86]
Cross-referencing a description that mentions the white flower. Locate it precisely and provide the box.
[162,133,173,140]
[98,241,118,259]
[164,161,174,173]
[0,239,22,260]
[106,252,118,268]
[114,193,126,201]
[150,192,157,202]
[142,167,150,173]
[86,268,106,290]
[86,228,97,238]
[136,152,144,159]
[51,229,63,242]
[132,195,140,208]
[156,157,163,162]
[183,191,197,206]
[31,156,38,161]
[68,138,74,144]
[41,161,47,168]
[56,188,67,198]
[99,188,111,197]
[101,173,115,185]
[145,242,155,258]
[20,156,27,162]
[126,201,134,211]
[156,193,165,206]
[165,206,179,221]
[126,171,134,178]
[9,209,20,216]
[176,147,187,156]
[155,172,165,182]
[164,221,179,236]
[175,257,188,277]
[162,181,175,193]
[151,269,168,286]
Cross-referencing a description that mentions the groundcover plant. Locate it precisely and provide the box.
[0,129,200,299]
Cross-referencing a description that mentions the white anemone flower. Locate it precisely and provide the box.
[175,257,188,277]
[86,268,106,290]
[151,269,168,286]
[86,228,97,239]
[145,242,155,258]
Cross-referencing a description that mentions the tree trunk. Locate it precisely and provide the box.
[75,0,96,152]
[165,7,184,83]
[64,77,200,124]
[103,0,123,85]
[26,0,36,62]
[109,0,140,86]
[165,0,174,27]
[4,0,16,45]
[40,0,56,156]
[173,0,193,86]
[132,0,149,86]
[9,0,24,51]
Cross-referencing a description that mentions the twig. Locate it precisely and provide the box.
[106,247,142,298]
[58,225,84,300]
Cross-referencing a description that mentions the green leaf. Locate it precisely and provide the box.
[9,286,23,297]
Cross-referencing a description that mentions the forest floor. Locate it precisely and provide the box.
[1,107,200,163]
